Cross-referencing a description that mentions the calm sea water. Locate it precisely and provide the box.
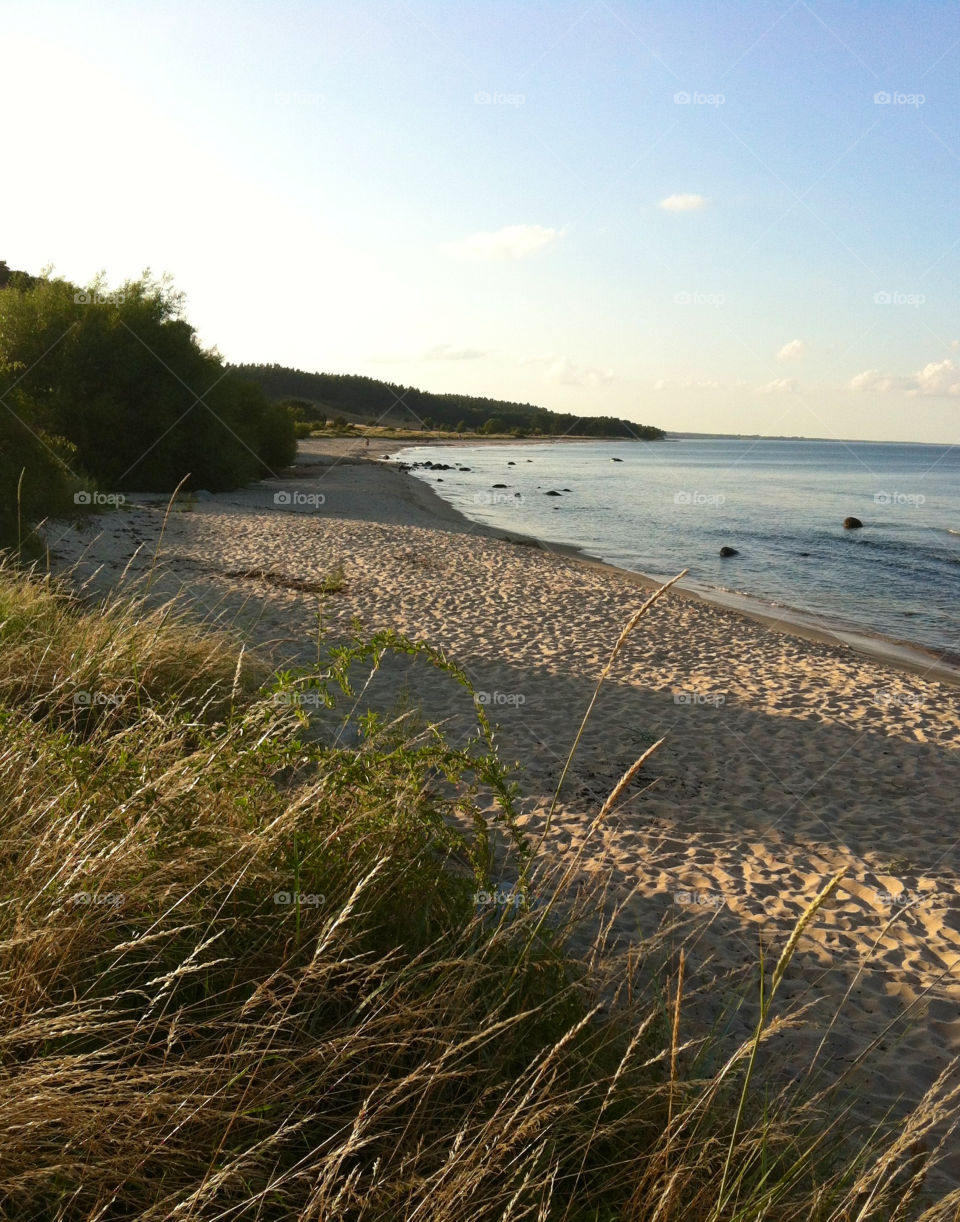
[393,438,960,659]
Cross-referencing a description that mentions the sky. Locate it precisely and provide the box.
[2,0,959,443]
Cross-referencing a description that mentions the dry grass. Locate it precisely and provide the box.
[0,559,958,1220]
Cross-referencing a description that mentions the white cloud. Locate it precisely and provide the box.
[848,358,960,396]
[440,224,562,261]
[422,344,487,360]
[653,378,722,391]
[548,358,614,387]
[524,354,614,386]
[776,339,807,362]
[758,377,800,394]
[848,369,912,393]
[658,193,708,212]
[369,343,487,363]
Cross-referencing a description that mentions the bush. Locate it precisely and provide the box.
[0,411,83,552]
[0,271,296,517]
[257,399,298,470]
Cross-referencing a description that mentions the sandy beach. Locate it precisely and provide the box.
[44,437,960,1185]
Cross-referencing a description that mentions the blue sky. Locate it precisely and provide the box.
[3,0,959,441]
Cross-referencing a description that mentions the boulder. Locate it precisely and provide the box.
[843,516,863,529]
[611,457,623,462]
[545,490,562,496]
[719,546,738,557]
[492,483,508,489]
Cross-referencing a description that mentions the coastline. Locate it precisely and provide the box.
[383,438,960,689]
[42,437,960,1190]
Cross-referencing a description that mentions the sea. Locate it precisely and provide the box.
[390,437,959,664]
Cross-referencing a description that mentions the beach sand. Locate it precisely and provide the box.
[45,437,960,1186]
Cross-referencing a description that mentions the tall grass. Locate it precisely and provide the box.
[0,559,958,1219]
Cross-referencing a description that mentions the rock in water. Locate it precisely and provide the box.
[492,483,508,489]
[612,457,623,462]
[545,490,562,496]
[719,546,738,557]
[843,517,863,529]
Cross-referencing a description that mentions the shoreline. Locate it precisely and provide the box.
[41,436,960,1192]
[376,439,960,689]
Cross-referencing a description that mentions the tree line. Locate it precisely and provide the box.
[232,363,666,440]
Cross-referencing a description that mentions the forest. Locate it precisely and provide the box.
[233,362,666,439]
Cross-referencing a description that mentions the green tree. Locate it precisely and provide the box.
[481,417,504,435]
[0,271,295,499]
[277,398,311,420]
